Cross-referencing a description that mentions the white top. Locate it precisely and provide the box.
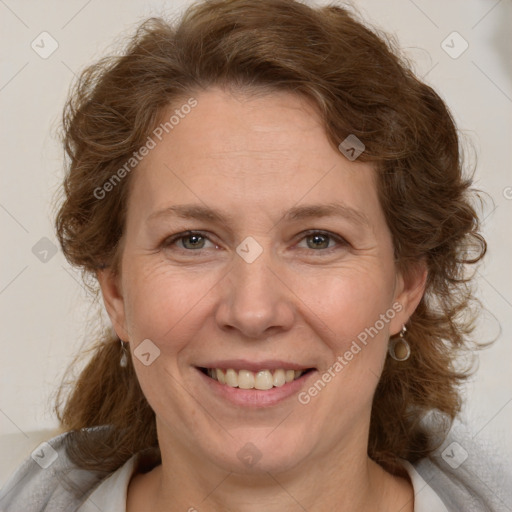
[76,456,449,512]
[401,460,450,512]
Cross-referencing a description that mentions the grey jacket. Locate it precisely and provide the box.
[1,414,511,511]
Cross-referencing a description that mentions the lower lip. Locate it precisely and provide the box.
[196,368,317,407]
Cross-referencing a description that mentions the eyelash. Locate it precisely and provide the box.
[161,229,348,255]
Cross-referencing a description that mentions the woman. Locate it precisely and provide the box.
[1,0,509,510]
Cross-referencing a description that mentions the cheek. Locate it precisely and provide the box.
[294,266,396,346]
[291,270,396,440]
[121,257,220,345]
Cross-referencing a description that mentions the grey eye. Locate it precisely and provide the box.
[305,233,331,250]
[179,233,207,250]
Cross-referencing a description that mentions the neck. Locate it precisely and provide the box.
[127,432,414,512]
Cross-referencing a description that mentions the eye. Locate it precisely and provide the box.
[162,231,218,251]
[295,230,348,252]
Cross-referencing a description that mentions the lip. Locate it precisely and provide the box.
[195,366,318,408]
[196,359,314,372]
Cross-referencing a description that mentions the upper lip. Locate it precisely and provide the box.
[196,359,316,372]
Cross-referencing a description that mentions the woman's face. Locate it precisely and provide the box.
[99,87,425,475]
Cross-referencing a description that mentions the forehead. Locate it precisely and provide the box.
[154,87,334,162]
[128,87,381,225]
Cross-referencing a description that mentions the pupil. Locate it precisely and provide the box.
[185,235,203,248]
[309,234,328,249]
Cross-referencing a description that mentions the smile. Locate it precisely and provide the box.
[200,367,313,390]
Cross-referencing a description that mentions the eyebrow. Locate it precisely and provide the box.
[147,202,370,228]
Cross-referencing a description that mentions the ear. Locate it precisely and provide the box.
[389,259,428,336]
[96,269,130,341]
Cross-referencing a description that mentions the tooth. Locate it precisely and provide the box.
[273,369,286,387]
[254,370,273,390]
[211,368,306,388]
[225,368,238,388]
[238,370,255,389]
[216,368,226,384]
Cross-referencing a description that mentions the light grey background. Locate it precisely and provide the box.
[1,0,511,485]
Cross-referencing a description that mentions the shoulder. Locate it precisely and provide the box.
[0,430,108,512]
[411,412,512,512]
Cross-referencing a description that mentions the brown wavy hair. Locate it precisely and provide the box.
[54,0,487,478]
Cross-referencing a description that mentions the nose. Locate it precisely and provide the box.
[215,244,296,339]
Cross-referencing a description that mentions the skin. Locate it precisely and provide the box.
[98,86,427,512]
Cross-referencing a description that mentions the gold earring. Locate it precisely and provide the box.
[388,325,410,361]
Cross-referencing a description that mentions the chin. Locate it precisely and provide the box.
[205,427,312,475]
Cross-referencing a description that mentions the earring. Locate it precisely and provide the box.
[119,339,129,368]
[388,325,410,361]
